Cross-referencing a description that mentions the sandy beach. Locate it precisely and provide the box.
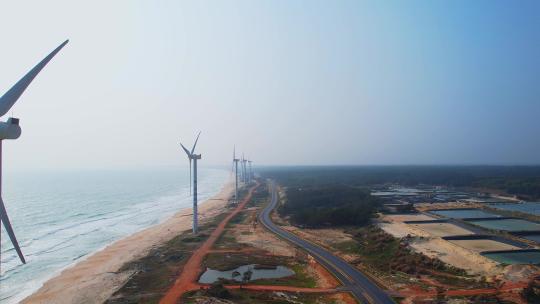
[22,179,234,304]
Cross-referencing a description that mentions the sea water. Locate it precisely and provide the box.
[0,167,229,303]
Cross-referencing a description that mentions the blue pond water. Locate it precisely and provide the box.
[468,219,540,232]
[489,202,540,216]
[430,209,500,219]
[199,264,294,284]
[523,235,540,243]
[482,251,540,265]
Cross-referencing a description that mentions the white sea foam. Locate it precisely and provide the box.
[0,167,228,304]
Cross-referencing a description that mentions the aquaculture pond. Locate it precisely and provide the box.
[482,251,540,265]
[467,219,540,232]
[523,235,540,243]
[198,264,295,284]
[489,202,540,216]
[430,209,500,219]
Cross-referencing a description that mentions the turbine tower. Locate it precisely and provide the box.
[248,159,253,183]
[180,132,202,234]
[242,154,248,184]
[0,40,69,268]
[232,147,239,203]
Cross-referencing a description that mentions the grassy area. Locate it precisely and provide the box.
[332,226,492,290]
[249,263,317,288]
[214,230,248,250]
[202,252,317,288]
[227,211,248,227]
[182,287,341,304]
[105,209,232,304]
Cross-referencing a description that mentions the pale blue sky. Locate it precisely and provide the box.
[0,1,538,169]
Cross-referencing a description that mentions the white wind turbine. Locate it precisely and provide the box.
[248,159,253,183]
[0,40,69,268]
[232,147,239,204]
[242,154,248,184]
[180,132,202,234]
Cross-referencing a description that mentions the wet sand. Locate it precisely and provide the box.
[22,179,234,304]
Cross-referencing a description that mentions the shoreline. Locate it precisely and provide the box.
[21,177,234,304]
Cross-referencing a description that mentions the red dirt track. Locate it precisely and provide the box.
[160,181,528,303]
[160,183,260,304]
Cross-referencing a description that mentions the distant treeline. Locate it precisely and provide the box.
[278,184,380,227]
[260,166,540,199]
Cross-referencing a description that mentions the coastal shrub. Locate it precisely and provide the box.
[206,281,232,299]
[279,185,380,227]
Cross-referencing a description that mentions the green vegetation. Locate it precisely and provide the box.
[523,275,540,303]
[106,223,214,304]
[203,252,315,288]
[260,166,540,199]
[183,287,342,304]
[343,226,466,277]
[279,185,381,227]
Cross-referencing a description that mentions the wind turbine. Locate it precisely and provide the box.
[180,132,202,234]
[232,147,239,203]
[242,154,248,184]
[248,159,253,183]
[0,40,69,268]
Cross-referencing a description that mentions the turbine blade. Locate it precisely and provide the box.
[190,131,201,154]
[180,142,191,157]
[0,40,69,117]
[0,197,25,264]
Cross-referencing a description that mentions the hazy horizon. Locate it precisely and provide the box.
[1,1,539,170]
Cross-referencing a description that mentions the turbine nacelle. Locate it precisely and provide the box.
[0,118,21,140]
[0,40,68,266]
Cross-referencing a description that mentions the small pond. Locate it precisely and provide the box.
[489,202,540,216]
[199,264,295,284]
[430,209,500,219]
[467,219,540,232]
[482,251,540,265]
[523,235,540,243]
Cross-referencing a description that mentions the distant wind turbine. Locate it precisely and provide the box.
[180,132,202,234]
[242,154,248,184]
[248,159,253,183]
[0,40,69,268]
[232,147,240,203]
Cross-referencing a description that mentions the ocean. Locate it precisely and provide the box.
[0,167,229,303]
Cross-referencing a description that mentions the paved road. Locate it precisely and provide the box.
[259,181,395,304]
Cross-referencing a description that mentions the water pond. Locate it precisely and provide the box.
[523,235,540,243]
[199,264,295,284]
[489,202,540,216]
[468,219,540,232]
[430,209,500,219]
[482,251,540,265]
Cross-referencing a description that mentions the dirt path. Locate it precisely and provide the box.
[224,285,337,293]
[399,280,528,301]
[160,182,260,304]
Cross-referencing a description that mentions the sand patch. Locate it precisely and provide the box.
[382,213,435,222]
[234,224,296,257]
[450,239,518,252]
[379,222,428,238]
[410,222,473,237]
[410,238,500,275]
